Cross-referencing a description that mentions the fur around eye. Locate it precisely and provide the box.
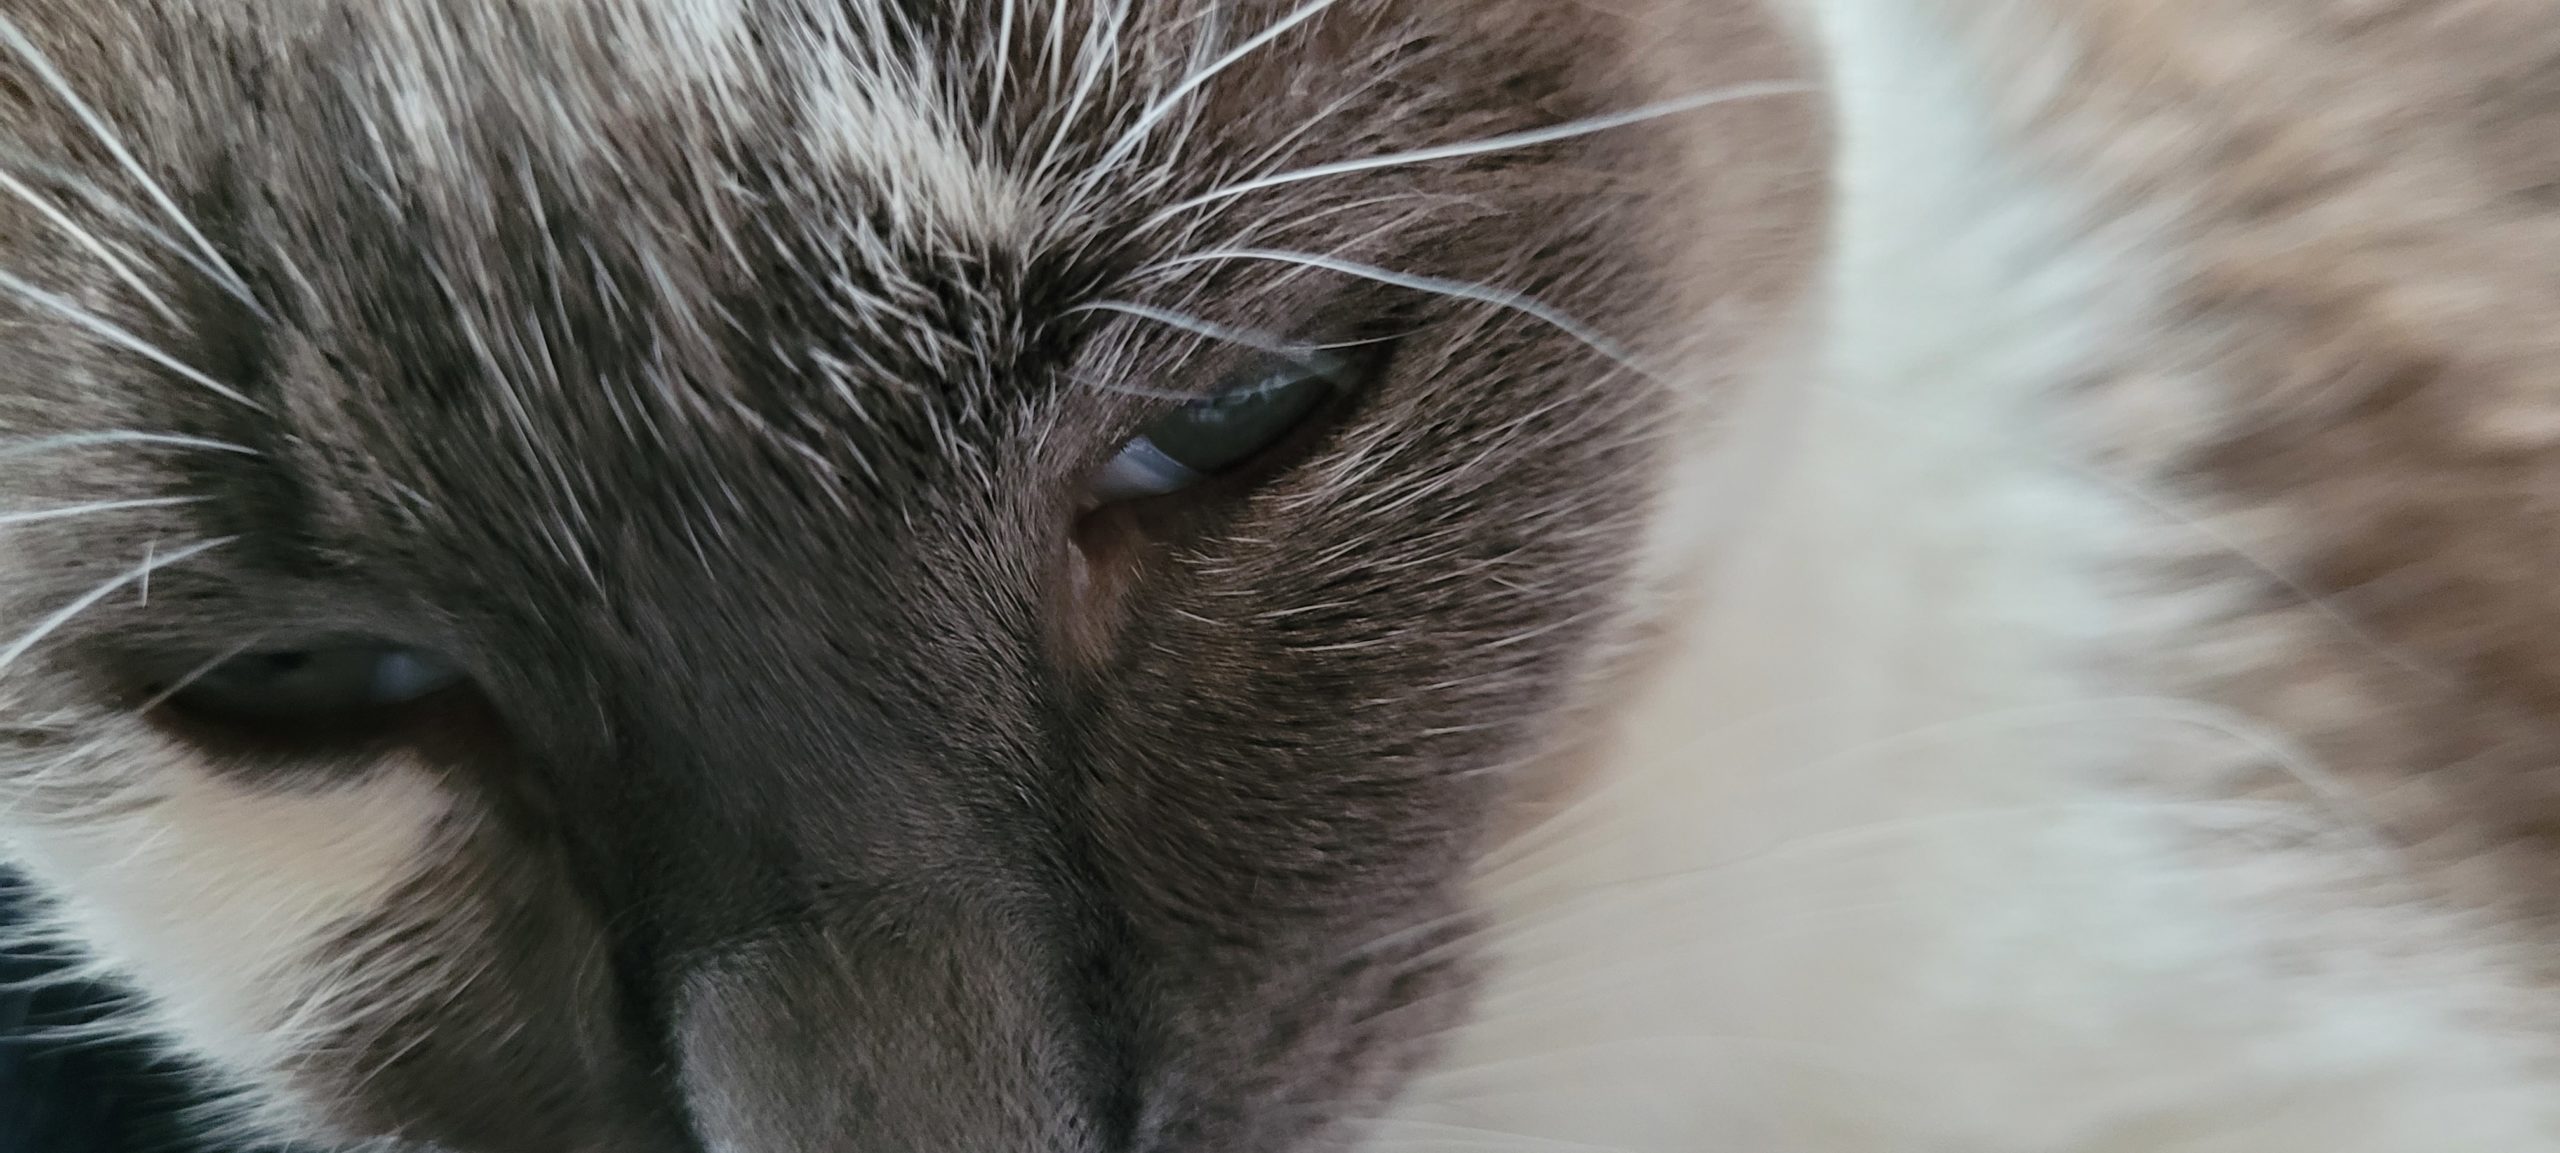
[1091,355,1344,502]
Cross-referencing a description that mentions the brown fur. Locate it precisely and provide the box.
[1921,0,2560,939]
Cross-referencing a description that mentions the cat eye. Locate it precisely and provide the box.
[1092,353,1348,502]
[165,643,467,724]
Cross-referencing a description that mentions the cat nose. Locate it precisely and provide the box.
[670,926,1126,1153]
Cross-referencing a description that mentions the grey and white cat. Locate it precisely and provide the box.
[2,1,2558,1150]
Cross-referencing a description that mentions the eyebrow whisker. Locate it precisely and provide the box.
[1077,0,1345,193]
[0,537,234,677]
[0,169,182,327]
[0,266,262,410]
[0,13,267,318]
[1149,80,1816,227]
[0,496,204,528]
[0,432,257,461]
[1069,299,1331,366]
[1147,249,1654,379]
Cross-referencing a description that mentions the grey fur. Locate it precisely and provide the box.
[0,2,1816,1150]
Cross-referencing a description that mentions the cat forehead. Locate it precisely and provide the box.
[157,0,1346,236]
[159,7,1188,446]
[182,0,1375,394]
[87,1,1430,559]
[300,2,1053,246]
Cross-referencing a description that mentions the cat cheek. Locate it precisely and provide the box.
[1,744,451,1129]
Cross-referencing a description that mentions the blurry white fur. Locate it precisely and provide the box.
[1371,0,2560,1147]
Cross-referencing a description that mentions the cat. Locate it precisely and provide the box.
[0,0,2555,1150]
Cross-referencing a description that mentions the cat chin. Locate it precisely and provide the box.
[1369,0,2560,1147]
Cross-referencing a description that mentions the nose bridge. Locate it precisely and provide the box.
[673,925,1106,1153]
[601,547,1122,1151]
[613,549,1028,871]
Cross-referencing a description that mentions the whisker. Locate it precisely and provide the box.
[0,267,259,410]
[0,496,202,528]
[1067,299,1331,371]
[131,638,260,715]
[1060,367,1205,403]
[1082,0,1343,186]
[0,14,265,318]
[0,169,181,326]
[982,0,1019,144]
[1062,292,1411,402]
[1182,77,1405,226]
[1152,80,1816,225]
[0,431,256,461]
[1031,0,1134,186]
[0,151,248,302]
[0,537,232,675]
[1148,249,1653,378]
[1170,185,1473,280]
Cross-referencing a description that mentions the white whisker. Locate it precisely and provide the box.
[132,637,260,715]
[1062,368,1218,403]
[0,537,231,675]
[982,0,1019,142]
[1153,81,1816,224]
[0,169,181,326]
[1152,249,1652,377]
[0,13,265,317]
[0,496,202,528]
[0,151,248,301]
[1032,1,1134,186]
[0,267,259,409]
[0,431,256,460]
[1067,299,1331,369]
[1084,0,1342,182]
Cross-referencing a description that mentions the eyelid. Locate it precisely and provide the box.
[1092,436,1205,501]
[1256,349,1348,386]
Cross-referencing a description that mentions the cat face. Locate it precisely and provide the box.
[0,2,1820,1150]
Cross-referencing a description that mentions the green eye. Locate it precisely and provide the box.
[1095,356,1340,500]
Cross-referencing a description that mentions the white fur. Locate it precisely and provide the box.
[2,749,452,1137]
[795,55,1037,246]
[1371,0,2560,1148]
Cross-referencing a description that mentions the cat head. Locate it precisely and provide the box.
[0,2,1821,1149]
